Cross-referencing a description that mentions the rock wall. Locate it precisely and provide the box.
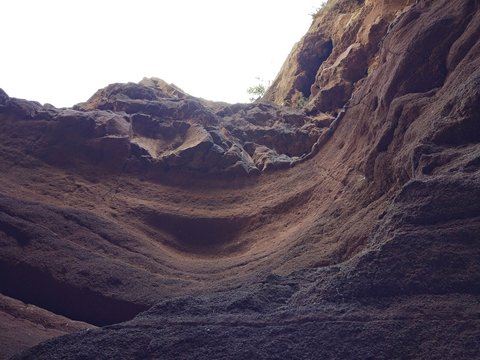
[1,0,480,358]
[264,0,417,111]
[0,79,332,177]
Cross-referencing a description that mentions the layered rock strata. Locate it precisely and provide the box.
[1,0,479,358]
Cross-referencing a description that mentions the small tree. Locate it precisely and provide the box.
[247,84,266,102]
[247,77,270,102]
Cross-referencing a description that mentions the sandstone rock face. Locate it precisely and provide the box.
[2,0,480,358]
[264,0,417,112]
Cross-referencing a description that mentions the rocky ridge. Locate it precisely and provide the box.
[1,0,480,358]
[0,77,335,179]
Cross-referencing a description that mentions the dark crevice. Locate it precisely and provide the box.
[0,218,31,246]
[298,39,333,98]
[0,260,149,326]
[432,112,480,146]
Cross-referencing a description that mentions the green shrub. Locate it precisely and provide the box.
[247,83,266,102]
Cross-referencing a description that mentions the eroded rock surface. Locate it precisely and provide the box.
[1,0,480,358]
[264,0,419,112]
[69,79,327,174]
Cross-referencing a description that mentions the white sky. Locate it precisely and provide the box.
[1,1,322,107]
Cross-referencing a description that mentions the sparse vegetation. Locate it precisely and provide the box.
[297,94,308,108]
[247,78,270,102]
[247,84,266,102]
[291,91,308,109]
[310,0,330,19]
[311,0,363,18]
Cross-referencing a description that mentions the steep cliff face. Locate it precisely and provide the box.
[1,0,480,358]
[264,0,419,111]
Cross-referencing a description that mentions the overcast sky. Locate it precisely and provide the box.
[1,1,322,107]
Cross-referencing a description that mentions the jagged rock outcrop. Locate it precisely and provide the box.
[1,0,480,358]
[71,79,329,174]
[264,0,418,112]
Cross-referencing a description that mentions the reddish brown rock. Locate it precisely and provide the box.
[264,0,417,112]
[1,0,480,359]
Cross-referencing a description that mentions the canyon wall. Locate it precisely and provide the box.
[1,0,479,358]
